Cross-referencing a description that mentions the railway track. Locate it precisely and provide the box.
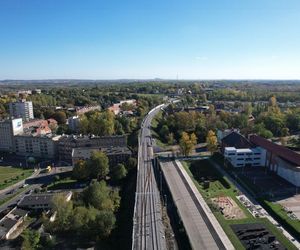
[132,104,166,250]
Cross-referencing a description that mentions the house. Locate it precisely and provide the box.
[18,191,72,211]
[0,208,28,240]
[250,135,300,187]
[221,131,252,152]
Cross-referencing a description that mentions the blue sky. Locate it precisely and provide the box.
[0,0,300,79]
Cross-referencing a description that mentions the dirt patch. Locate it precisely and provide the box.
[211,196,246,220]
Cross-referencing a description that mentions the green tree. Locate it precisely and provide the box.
[285,111,300,132]
[87,151,109,180]
[52,111,67,125]
[71,206,98,233]
[73,159,89,180]
[253,123,273,139]
[50,193,73,232]
[126,157,137,171]
[159,125,170,142]
[111,163,128,181]
[82,181,119,212]
[21,229,40,250]
[90,210,116,239]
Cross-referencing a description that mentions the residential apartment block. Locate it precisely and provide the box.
[58,134,127,162]
[14,134,61,159]
[9,99,34,121]
[0,118,23,152]
[72,146,131,167]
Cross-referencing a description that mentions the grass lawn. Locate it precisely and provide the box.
[182,160,297,250]
[0,166,33,190]
[0,186,31,206]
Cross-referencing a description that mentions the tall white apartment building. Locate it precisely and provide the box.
[9,99,34,121]
[0,118,23,152]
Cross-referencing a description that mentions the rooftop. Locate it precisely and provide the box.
[250,135,300,166]
[72,146,131,159]
[18,191,72,207]
[222,131,252,149]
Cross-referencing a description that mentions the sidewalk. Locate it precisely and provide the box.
[175,160,235,250]
[210,159,300,249]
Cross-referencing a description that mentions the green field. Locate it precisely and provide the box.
[182,160,297,250]
[0,166,33,190]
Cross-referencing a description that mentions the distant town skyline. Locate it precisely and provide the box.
[1,0,300,80]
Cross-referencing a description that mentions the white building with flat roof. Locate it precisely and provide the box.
[224,147,266,168]
[9,99,34,121]
[0,118,23,152]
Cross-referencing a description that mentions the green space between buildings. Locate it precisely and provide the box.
[0,167,33,190]
[181,160,297,250]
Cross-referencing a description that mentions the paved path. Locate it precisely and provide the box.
[160,160,234,250]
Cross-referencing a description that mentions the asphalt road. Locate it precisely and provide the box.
[132,104,167,250]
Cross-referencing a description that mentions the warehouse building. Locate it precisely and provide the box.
[250,135,300,187]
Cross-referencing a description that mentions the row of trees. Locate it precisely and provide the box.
[156,96,300,146]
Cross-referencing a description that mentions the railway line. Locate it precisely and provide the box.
[132,104,166,250]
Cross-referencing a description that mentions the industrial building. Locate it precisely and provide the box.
[250,135,300,187]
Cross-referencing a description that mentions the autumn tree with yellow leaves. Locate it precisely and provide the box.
[206,130,218,155]
[179,132,197,156]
